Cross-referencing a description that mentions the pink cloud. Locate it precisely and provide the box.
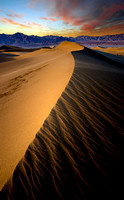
[99,2,124,21]
[29,0,124,34]
[72,19,86,26]
[1,17,42,29]
[81,2,124,32]
[28,22,42,27]
[81,23,96,31]
[105,24,124,32]
[49,17,57,22]
[40,17,48,20]
[40,17,57,22]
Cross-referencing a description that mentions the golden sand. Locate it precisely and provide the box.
[0,42,83,189]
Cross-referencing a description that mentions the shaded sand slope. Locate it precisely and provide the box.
[0,52,19,63]
[84,47,124,67]
[93,49,124,65]
[92,46,124,56]
[0,45,40,63]
[1,47,124,199]
[0,42,83,190]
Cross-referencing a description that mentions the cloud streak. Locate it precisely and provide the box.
[50,17,57,22]
[40,17,48,20]
[28,22,42,27]
[0,17,42,29]
[6,10,24,19]
[40,17,57,22]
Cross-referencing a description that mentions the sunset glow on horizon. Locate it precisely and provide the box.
[0,0,124,37]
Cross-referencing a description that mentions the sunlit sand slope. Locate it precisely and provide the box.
[1,47,124,199]
[0,42,83,190]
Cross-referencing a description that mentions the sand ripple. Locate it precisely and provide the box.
[1,49,124,200]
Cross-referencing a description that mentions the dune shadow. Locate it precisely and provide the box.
[73,47,124,68]
[0,52,19,63]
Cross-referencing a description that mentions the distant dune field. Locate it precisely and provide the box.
[0,45,41,63]
[0,42,124,199]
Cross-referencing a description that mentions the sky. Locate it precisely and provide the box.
[0,0,124,37]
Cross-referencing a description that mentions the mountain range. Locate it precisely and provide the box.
[0,32,124,48]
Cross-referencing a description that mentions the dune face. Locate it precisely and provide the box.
[1,43,124,199]
[0,46,41,64]
[0,42,83,190]
[92,46,124,56]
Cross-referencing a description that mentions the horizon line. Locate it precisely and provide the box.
[0,32,124,38]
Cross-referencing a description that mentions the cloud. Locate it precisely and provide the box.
[109,10,124,23]
[40,17,57,22]
[29,0,124,34]
[28,22,42,27]
[0,17,32,28]
[79,1,124,32]
[81,23,98,31]
[49,17,57,22]
[30,0,84,24]
[40,17,48,20]
[28,0,41,8]
[6,10,24,19]
[0,17,42,29]
[105,23,123,32]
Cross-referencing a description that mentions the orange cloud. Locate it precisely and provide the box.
[40,17,48,20]
[0,17,32,28]
[81,21,102,31]
[30,0,124,35]
[104,24,124,32]
[40,17,57,22]
[28,22,42,27]
[49,17,57,22]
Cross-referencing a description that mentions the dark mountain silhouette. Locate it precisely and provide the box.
[0,32,124,48]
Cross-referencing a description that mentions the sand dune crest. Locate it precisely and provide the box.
[0,42,83,190]
[0,43,124,199]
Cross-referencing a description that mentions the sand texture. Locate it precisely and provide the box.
[0,42,83,190]
[0,43,124,199]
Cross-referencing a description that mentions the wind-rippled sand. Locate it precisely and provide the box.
[0,42,83,190]
[0,43,124,199]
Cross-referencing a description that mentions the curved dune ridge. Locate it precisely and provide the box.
[0,42,83,190]
[1,43,124,199]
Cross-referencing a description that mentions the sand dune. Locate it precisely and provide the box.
[0,45,40,52]
[0,45,42,63]
[0,42,124,199]
[0,45,20,50]
[85,47,124,67]
[92,46,124,56]
[0,42,83,190]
